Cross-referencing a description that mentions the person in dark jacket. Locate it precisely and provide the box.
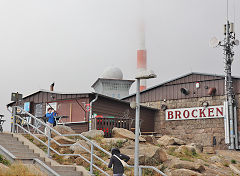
[108,148,130,176]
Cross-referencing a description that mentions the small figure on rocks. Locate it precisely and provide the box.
[108,148,130,176]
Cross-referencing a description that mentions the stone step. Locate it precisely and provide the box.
[3,145,30,150]
[45,161,52,166]
[12,150,34,155]
[11,151,39,158]
[0,143,29,149]
[56,170,83,176]
[0,134,84,176]
[0,133,13,137]
[4,148,34,153]
[51,165,76,172]
[0,137,18,141]
[0,140,24,145]
[38,157,52,166]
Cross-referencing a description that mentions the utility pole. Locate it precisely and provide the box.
[210,21,239,149]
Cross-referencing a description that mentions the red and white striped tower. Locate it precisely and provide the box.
[137,50,146,91]
[137,0,147,91]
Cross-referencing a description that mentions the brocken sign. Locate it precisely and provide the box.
[166,105,225,121]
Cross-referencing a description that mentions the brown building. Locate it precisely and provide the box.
[8,72,240,148]
[122,72,240,149]
[7,90,157,135]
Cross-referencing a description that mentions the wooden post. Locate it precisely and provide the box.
[70,103,72,122]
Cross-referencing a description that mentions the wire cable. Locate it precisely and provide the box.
[227,0,229,21]
[233,0,236,24]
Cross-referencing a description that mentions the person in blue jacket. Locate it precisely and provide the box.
[45,107,56,136]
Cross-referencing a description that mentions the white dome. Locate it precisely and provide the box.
[102,66,123,80]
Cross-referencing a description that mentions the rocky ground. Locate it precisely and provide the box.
[24,125,240,176]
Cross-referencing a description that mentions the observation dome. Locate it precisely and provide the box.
[102,66,123,80]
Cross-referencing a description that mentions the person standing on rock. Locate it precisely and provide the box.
[45,107,56,136]
[108,148,130,176]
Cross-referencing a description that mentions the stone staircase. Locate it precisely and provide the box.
[0,133,84,176]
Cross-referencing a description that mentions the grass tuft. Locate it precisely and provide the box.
[167,146,203,162]
[231,159,236,164]
[0,154,10,166]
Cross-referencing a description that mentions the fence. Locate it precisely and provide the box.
[96,117,132,137]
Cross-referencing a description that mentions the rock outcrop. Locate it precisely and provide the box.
[203,146,215,154]
[175,145,197,155]
[49,136,76,149]
[157,135,186,146]
[53,125,75,136]
[70,140,90,154]
[121,143,167,165]
[112,128,146,142]
[142,135,158,145]
[101,138,128,145]
[81,130,104,139]
[171,169,203,176]
[171,160,205,173]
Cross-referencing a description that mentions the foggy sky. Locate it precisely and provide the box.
[1,0,240,131]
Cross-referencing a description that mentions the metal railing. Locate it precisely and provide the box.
[10,106,167,176]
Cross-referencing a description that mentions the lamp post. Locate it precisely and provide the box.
[134,70,156,176]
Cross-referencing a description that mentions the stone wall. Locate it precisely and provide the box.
[142,95,234,149]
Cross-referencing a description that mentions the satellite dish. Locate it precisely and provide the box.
[209,37,219,47]
[234,39,239,46]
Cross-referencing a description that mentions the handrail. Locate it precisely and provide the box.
[15,115,109,159]
[0,144,61,176]
[11,106,167,176]
[15,120,109,167]
[139,165,167,176]
[13,107,110,175]
[0,144,17,160]
[33,158,61,176]
[15,117,109,175]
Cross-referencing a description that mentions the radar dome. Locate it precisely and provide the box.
[102,66,123,80]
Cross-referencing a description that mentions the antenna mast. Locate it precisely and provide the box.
[210,0,239,149]
[224,20,238,149]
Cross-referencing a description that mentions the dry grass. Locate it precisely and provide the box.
[23,134,48,153]
[167,146,198,162]
[0,162,45,176]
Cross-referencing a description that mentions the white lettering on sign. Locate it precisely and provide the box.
[165,105,224,121]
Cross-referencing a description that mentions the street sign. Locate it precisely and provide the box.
[85,104,91,112]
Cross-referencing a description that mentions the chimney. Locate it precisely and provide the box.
[137,49,147,91]
[50,82,55,91]
[137,0,147,91]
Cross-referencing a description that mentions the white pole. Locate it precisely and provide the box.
[134,78,140,176]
